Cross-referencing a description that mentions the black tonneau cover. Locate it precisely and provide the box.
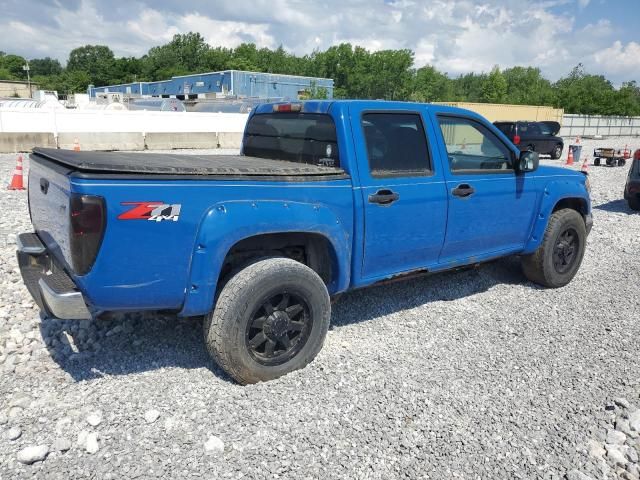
[31,148,346,178]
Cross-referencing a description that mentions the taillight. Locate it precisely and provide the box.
[513,135,521,145]
[69,194,106,275]
[272,103,302,113]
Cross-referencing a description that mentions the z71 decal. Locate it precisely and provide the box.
[118,202,182,222]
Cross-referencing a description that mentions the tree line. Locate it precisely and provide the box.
[1,32,639,116]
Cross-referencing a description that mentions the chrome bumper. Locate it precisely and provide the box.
[16,233,92,320]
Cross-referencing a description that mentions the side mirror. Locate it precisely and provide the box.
[517,150,539,173]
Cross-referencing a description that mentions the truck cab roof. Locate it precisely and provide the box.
[252,99,484,120]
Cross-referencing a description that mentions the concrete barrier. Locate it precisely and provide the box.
[0,133,56,152]
[218,132,243,149]
[57,133,145,151]
[145,132,218,150]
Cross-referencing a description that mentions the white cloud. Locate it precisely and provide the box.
[593,41,640,74]
[177,14,276,50]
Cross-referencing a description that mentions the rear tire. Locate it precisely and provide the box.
[521,209,587,288]
[203,257,330,385]
[629,197,640,211]
[550,144,562,159]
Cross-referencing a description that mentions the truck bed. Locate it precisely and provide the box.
[31,148,346,178]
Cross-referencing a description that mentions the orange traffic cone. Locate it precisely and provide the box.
[623,145,630,159]
[7,155,25,190]
[73,138,80,151]
[566,147,574,166]
[580,157,589,173]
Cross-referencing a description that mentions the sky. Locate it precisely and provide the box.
[1,0,639,84]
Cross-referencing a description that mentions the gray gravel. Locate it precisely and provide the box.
[1,138,639,479]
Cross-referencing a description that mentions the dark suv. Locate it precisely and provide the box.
[494,121,564,159]
[624,149,640,211]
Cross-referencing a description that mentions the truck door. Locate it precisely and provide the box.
[433,114,538,262]
[350,105,448,280]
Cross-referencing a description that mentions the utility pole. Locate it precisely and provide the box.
[22,62,32,98]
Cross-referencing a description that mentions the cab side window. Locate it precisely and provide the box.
[437,116,513,173]
[361,113,432,177]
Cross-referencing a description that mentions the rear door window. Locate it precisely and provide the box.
[361,113,432,177]
[243,113,340,168]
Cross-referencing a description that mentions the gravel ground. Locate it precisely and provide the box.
[1,137,639,479]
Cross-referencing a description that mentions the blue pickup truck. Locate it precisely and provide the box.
[18,100,592,384]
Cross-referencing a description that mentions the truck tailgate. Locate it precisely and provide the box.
[28,156,74,269]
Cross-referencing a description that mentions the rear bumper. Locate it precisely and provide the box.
[16,233,92,320]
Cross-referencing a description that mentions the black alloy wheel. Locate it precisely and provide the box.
[552,227,579,274]
[245,292,311,366]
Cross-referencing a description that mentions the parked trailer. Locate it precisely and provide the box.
[0,98,64,109]
[127,98,186,112]
[186,98,285,114]
[82,102,128,111]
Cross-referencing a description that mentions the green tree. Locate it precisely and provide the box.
[451,72,486,102]
[144,33,209,79]
[0,54,28,79]
[29,57,63,77]
[553,64,617,114]
[201,47,234,72]
[110,57,145,84]
[615,81,640,116]
[481,66,507,103]
[502,66,554,105]
[410,65,452,102]
[67,45,115,86]
[34,70,91,94]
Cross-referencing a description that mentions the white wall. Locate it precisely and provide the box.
[560,114,640,138]
[0,108,249,134]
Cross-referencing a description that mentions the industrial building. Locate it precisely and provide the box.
[89,70,333,100]
[0,80,39,99]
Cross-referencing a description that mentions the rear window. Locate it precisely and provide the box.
[538,123,553,135]
[494,123,513,136]
[243,113,340,168]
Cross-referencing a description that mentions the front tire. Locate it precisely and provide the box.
[550,144,562,160]
[203,257,330,384]
[521,209,587,288]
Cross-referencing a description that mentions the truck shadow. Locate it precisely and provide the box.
[594,199,636,214]
[40,256,529,383]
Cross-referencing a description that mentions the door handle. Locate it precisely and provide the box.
[452,184,475,198]
[368,189,400,205]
